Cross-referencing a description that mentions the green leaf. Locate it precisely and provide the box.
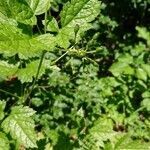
[17,60,50,83]
[109,53,135,76]
[141,64,150,78]
[45,143,53,150]
[0,132,10,150]
[2,105,37,148]
[142,91,150,98]
[125,141,150,149]
[43,16,59,32]
[0,0,36,25]
[26,0,52,15]
[0,100,6,120]
[0,19,56,59]
[81,117,118,149]
[117,53,133,63]
[136,26,150,46]
[60,0,100,27]
[131,42,146,55]
[56,27,74,48]
[135,68,147,81]
[35,0,51,15]
[114,134,150,149]
[116,136,150,149]
[31,97,43,107]
[141,98,150,111]
[0,59,51,83]
[109,62,134,76]
[0,61,18,81]
[56,0,101,48]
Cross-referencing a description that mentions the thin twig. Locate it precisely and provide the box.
[51,51,69,65]
[0,89,20,99]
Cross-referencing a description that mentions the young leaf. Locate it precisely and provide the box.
[1,105,37,148]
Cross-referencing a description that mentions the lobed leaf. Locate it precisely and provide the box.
[17,60,51,83]
[0,19,56,59]
[114,134,150,149]
[2,105,37,148]
[60,0,100,27]
[81,117,118,149]
[56,0,101,48]
[0,0,36,25]
[25,0,52,15]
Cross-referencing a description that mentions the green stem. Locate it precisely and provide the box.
[134,106,145,113]
[25,11,48,105]
[37,24,42,34]
[44,11,47,34]
[51,51,69,65]
[25,51,46,105]
[0,89,20,99]
[26,50,69,105]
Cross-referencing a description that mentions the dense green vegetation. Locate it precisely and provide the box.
[0,0,150,149]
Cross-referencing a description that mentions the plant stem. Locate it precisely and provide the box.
[24,50,69,105]
[44,11,47,34]
[51,51,69,65]
[0,89,20,99]
[25,51,46,105]
[25,11,48,105]
[37,24,42,34]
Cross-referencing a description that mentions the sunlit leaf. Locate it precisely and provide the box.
[2,105,37,148]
